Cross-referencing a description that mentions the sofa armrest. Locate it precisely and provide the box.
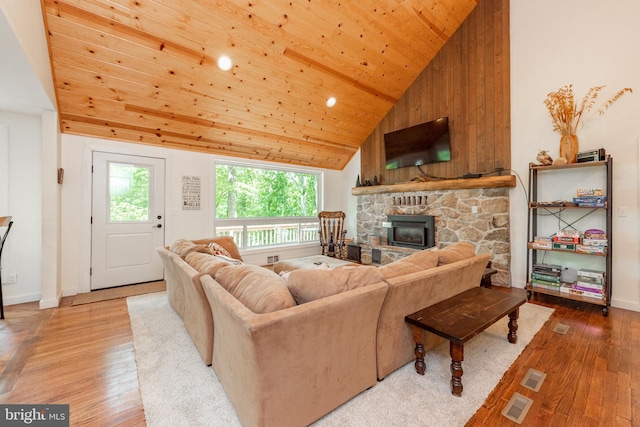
[157,247,198,318]
[157,246,215,365]
[376,253,490,379]
[201,275,387,427]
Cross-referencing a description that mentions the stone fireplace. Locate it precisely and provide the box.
[354,179,512,287]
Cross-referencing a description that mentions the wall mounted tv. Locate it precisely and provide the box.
[384,116,451,170]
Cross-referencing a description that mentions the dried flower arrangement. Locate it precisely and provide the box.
[544,85,632,136]
[543,85,632,163]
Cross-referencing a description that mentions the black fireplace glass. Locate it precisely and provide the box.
[386,215,435,249]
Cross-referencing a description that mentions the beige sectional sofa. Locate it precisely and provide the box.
[158,237,490,427]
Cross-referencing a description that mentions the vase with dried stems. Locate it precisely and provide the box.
[544,85,632,163]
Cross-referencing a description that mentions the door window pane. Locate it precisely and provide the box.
[109,162,151,222]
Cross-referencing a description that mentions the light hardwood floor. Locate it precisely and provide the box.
[0,288,638,426]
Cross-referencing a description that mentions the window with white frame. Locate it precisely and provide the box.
[214,161,321,249]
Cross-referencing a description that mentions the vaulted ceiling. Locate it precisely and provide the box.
[42,0,479,170]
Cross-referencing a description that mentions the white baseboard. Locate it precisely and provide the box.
[611,298,640,313]
[3,292,42,306]
[39,292,62,309]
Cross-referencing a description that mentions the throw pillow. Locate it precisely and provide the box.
[287,265,384,304]
[437,241,476,265]
[185,252,232,276]
[208,242,231,257]
[214,264,296,313]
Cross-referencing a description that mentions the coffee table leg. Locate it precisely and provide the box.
[411,326,426,375]
[450,342,464,397]
[508,307,519,344]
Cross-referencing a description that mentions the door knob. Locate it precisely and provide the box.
[153,224,162,228]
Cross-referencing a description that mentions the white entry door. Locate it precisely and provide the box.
[91,152,165,290]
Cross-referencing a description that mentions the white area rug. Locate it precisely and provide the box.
[127,292,554,427]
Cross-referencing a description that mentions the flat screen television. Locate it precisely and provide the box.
[384,116,451,170]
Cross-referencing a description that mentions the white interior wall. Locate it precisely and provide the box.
[0,111,43,305]
[510,0,640,311]
[59,134,348,296]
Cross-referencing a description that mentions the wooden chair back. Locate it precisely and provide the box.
[318,211,347,258]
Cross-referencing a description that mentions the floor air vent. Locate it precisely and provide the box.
[501,392,533,424]
[267,255,279,264]
[520,368,546,392]
[553,322,570,334]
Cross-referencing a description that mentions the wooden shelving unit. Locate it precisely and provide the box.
[525,157,613,316]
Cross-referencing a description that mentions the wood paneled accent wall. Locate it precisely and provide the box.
[360,0,510,185]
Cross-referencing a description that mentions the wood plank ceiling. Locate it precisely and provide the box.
[42,0,479,170]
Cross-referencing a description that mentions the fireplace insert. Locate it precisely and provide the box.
[386,215,435,249]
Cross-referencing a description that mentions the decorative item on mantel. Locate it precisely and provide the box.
[544,85,632,164]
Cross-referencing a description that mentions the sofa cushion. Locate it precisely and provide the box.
[437,241,476,265]
[185,251,234,276]
[169,238,208,258]
[287,265,384,304]
[214,264,296,313]
[379,249,439,279]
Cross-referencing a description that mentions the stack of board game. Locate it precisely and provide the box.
[531,236,552,250]
[576,228,607,255]
[552,229,580,251]
[530,263,562,291]
[560,269,605,300]
[573,188,606,207]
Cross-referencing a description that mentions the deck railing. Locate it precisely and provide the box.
[215,219,319,248]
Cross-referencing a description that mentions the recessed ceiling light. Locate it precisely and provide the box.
[326,97,337,107]
[217,55,233,71]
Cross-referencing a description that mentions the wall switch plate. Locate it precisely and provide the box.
[618,206,628,217]
[472,206,479,214]
[381,221,392,228]
[7,273,17,284]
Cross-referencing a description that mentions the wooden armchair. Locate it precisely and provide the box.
[318,211,347,258]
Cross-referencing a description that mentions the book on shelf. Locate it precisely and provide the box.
[531,272,561,283]
[533,263,563,273]
[560,283,604,300]
[576,274,603,285]
[577,269,605,279]
[531,281,562,292]
[574,282,604,293]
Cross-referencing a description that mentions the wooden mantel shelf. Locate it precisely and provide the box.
[351,175,516,195]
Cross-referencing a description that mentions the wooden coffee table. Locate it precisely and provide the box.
[405,287,526,396]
